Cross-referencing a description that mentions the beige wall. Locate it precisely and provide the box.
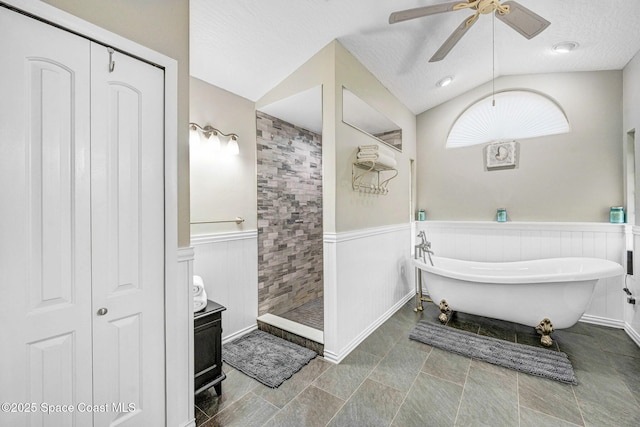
[194,38,417,236]
[42,0,191,246]
[334,42,417,232]
[190,78,257,233]
[190,43,336,237]
[256,40,418,233]
[416,71,623,222]
[257,42,337,232]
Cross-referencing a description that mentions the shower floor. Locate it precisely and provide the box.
[279,297,323,331]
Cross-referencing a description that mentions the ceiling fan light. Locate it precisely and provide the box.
[437,76,454,87]
[553,42,579,53]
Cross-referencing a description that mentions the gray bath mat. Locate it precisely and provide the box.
[409,321,578,385]
[222,329,316,388]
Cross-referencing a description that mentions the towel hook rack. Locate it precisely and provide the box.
[352,160,398,194]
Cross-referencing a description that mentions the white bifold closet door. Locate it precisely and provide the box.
[89,39,166,427]
[0,6,165,427]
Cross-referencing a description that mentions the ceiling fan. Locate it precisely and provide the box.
[389,0,550,62]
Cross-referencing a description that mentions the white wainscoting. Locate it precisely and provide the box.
[191,231,258,343]
[188,222,637,365]
[192,225,414,363]
[323,223,414,363]
[416,221,628,328]
[176,247,195,427]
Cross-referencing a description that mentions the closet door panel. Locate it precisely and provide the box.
[0,7,93,427]
[90,43,165,427]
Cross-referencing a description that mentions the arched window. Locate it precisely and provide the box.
[446,90,570,148]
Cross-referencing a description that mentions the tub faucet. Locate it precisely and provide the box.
[415,231,434,266]
[417,230,427,246]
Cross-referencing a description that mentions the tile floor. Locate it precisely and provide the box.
[195,300,640,426]
[279,297,324,331]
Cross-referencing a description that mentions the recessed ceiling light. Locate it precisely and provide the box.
[436,76,453,87]
[553,42,579,53]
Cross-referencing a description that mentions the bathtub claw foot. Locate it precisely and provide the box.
[536,318,554,347]
[438,299,451,323]
[414,293,424,312]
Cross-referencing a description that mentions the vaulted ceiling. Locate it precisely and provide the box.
[190,0,640,115]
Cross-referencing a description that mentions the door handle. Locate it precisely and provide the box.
[97,307,108,316]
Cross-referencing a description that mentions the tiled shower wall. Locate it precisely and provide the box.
[256,111,323,317]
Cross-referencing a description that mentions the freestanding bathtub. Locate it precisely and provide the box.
[413,256,623,344]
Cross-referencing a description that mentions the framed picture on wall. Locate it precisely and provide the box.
[485,140,518,170]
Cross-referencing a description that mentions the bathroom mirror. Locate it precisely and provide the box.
[342,86,402,151]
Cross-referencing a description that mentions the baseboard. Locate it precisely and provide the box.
[221,323,257,345]
[579,314,625,329]
[624,322,640,347]
[323,291,414,364]
[179,420,196,427]
[322,349,341,364]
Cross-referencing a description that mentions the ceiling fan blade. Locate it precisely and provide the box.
[429,14,478,62]
[495,1,550,39]
[389,1,463,24]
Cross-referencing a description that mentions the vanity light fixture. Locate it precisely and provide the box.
[436,76,453,87]
[189,122,239,155]
[552,41,579,53]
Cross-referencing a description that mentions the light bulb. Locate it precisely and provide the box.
[208,132,221,152]
[553,42,578,53]
[226,137,239,155]
[189,126,202,145]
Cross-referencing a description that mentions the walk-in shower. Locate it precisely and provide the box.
[255,86,324,352]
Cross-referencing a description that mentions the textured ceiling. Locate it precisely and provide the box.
[190,0,640,115]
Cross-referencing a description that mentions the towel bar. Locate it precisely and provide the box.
[190,217,245,225]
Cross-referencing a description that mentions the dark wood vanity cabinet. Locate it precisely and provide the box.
[194,300,226,395]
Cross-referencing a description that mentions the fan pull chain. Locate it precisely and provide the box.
[492,12,496,107]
